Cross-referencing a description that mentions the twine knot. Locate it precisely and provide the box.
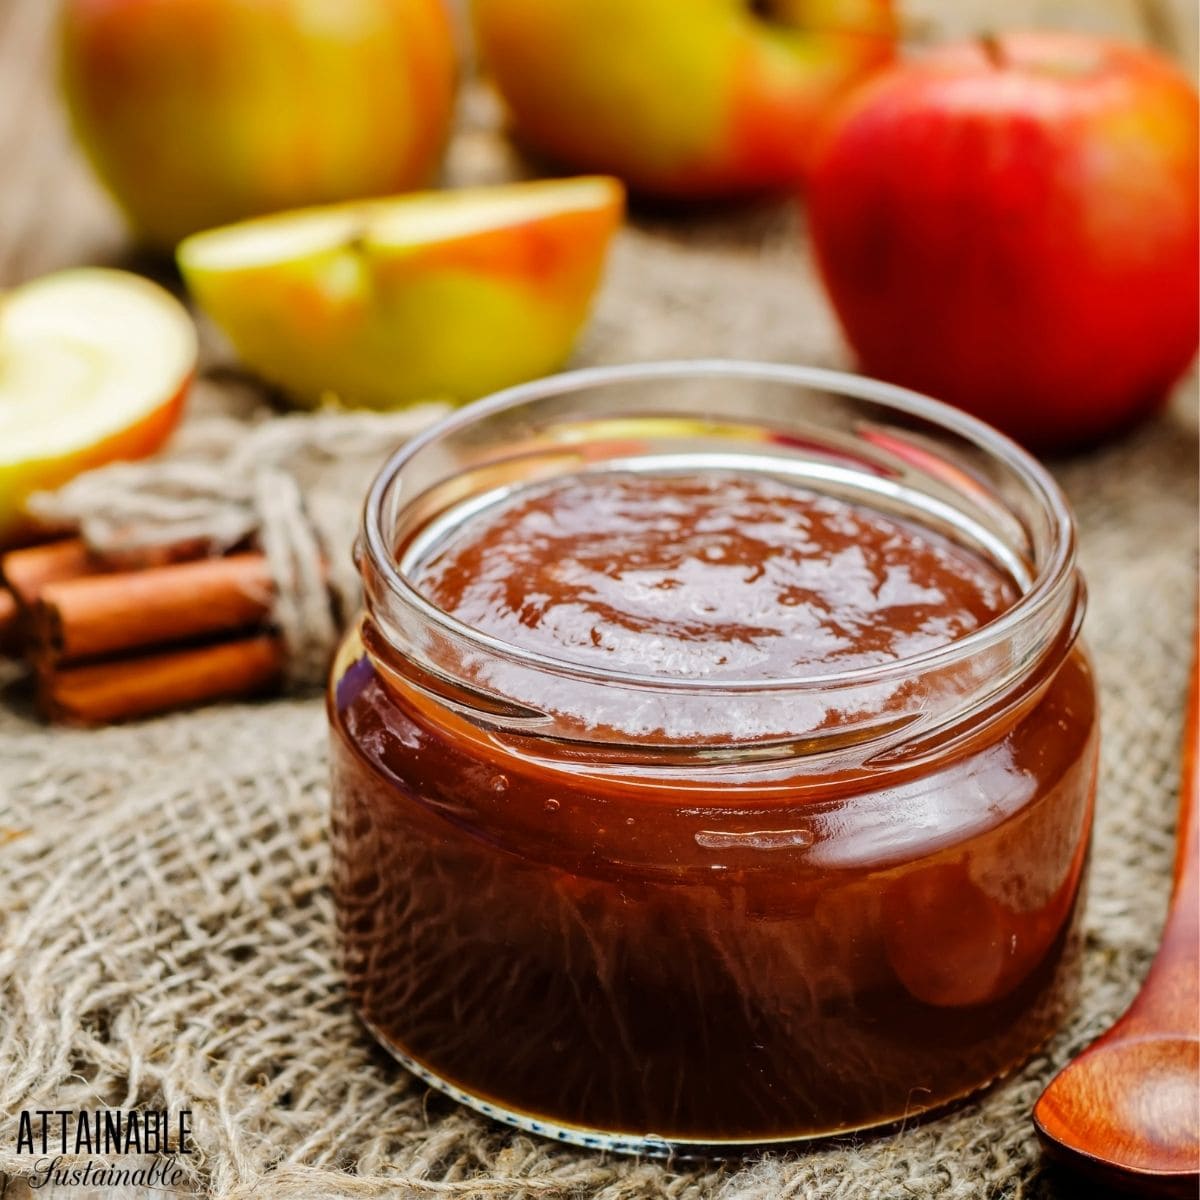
[26,405,449,688]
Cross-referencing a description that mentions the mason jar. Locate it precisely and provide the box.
[329,361,1097,1154]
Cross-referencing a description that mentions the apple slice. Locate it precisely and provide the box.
[177,176,624,410]
[0,268,196,544]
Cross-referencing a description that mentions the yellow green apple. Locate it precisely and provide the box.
[60,0,459,250]
[472,0,896,197]
[177,176,624,409]
[0,269,196,544]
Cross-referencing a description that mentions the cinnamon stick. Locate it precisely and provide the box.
[1,539,98,606]
[39,635,285,724]
[0,588,18,656]
[34,553,275,665]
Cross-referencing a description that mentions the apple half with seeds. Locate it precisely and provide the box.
[177,176,625,410]
[0,268,195,544]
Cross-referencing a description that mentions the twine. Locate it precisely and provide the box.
[26,406,450,688]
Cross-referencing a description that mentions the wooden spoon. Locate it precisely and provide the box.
[1034,635,1199,1197]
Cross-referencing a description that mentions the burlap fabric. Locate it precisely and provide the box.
[1,3,1197,1197]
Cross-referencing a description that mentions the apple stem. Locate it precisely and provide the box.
[979,32,1007,68]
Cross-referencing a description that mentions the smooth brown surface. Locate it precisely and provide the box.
[1034,629,1199,1196]
[34,551,275,664]
[414,471,1017,682]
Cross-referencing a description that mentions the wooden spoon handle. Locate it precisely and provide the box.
[1034,625,1200,1192]
[1121,624,1199,1038]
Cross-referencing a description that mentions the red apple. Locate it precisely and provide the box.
[473,0,897,198]
[808,32,1199,450]
[60,0,458,250]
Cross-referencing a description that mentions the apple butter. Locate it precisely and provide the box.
[329,362,1097,1152]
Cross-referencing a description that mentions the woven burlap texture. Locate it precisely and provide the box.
[2,204,1196,1198]
[2,17,1199,1198]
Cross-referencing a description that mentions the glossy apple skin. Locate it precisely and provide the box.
[808,33,1199,450]
[472,0,895,197]
[61,0,458,249]
[178,183,624,410]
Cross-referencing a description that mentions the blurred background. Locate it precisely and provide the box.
[1,0,1196,283]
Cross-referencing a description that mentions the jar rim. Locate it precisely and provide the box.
[361,359,1079,697]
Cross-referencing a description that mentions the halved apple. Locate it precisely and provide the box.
[0,269,196,544]
[177,176,625,410]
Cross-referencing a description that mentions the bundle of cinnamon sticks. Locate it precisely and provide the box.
[0,540,290,724]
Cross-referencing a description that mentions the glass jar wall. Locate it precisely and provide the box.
[329,361,1097,1153]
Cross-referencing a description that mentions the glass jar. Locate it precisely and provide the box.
[328,361,1097,1154]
